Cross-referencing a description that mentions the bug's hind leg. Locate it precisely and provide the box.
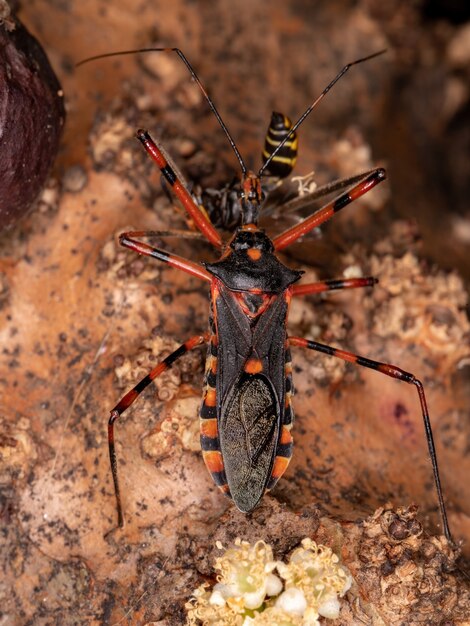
[108,333,208,527]
[128,228,208,241]
[288,335,452,543]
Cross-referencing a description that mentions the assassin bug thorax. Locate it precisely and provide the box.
[80,48,452,541]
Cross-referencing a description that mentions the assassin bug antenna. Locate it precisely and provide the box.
[258,49,387,177]
[77,47,248,175]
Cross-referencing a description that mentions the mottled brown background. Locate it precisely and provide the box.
[0,0,469,624]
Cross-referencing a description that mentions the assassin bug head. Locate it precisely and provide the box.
[239,172,263,226]
[229,229,274,253]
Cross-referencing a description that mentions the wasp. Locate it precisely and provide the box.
[183,109,373,235]
[261,110,298,177]
[190,111,299,231]
[80,48,451,541]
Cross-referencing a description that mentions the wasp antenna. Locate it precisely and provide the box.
[258,49,387,177]
[77,47,248,176]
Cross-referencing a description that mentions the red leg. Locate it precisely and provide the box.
[277,170,378,217]
[292,276,377,297]
[109,333,209,527]
[289,335,452,543]
[273,168,386,251]
[119,231,212,283]
[137,130,223,249]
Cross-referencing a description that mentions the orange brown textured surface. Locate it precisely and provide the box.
[1,0,469,624]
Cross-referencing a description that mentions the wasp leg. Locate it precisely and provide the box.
[288,335,452,543]
[108,333,209,527]
[119,231,212,283]
[137,130,223,249]
[273,168,386,251]
[292,276,377,297]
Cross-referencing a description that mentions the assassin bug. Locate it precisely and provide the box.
[80,48,452,541]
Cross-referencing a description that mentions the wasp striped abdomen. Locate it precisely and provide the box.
[261,111,298,178]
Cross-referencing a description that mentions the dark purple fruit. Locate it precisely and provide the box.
[0,3,65,230]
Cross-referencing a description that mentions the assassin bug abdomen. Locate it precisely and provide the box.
[82,47,452,542]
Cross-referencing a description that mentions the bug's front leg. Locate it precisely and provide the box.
[273,168,386,251]
[291,276,377,296]
[108,333,209,527]
[288,335,452,543]
[137,130,223,248]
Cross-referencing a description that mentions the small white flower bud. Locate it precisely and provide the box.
[213,582,237,599]
[208,589,226,607]
[275,587,307,616]
[243,586,267,609]
[341,572,353,594]
[265,573,283,596]
[318,596,341,618]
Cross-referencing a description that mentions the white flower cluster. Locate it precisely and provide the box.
[186,537,352,625]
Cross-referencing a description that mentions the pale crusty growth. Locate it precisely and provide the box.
[368,251,469,364]
[342,505,470,624]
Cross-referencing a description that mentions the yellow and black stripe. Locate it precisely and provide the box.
[261,111,298,178]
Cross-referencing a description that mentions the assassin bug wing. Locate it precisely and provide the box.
[219,372,280,512]
[214,285,294,512]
